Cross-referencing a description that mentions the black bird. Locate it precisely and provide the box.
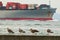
[30,28,39,33]
[7,28,14,33]
[47,29,53,33]
[19,28,25,33]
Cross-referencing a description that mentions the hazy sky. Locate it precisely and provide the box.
[0,0,60,20]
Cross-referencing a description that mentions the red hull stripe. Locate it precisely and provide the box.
[0,18,52,20]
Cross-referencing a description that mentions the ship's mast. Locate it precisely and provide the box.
[48,0,51,17]
[49,0,51,7]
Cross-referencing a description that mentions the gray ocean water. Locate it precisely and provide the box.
[0,20,59,36]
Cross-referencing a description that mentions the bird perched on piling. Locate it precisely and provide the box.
[7,28,14,33]
[30,28,39,33]
[19,28,25,33]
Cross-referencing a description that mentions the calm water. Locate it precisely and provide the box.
[0,20,59,36]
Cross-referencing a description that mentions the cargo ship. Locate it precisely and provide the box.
[0,1,56,20]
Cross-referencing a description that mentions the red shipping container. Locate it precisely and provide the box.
[19,4,28,9]
[6,2,17,9]
[0,2,3,7]
[15,3,20,9]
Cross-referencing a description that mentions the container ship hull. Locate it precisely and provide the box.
[0,8,56,20]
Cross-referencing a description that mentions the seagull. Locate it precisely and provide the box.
[7,28,14,33]
[19,28,25,33]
